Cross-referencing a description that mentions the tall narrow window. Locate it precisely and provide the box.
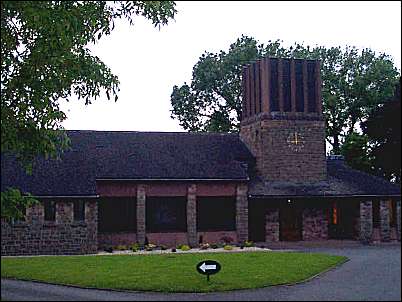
[389,200,397,227]
[44,201,56,221]
[74,200,85,221]
[372,200,380,228]
[332,202,338,225]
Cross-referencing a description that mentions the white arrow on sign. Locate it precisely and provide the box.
[200,262,216,273]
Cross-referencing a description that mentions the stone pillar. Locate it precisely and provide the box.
[359,201,373,244]
[397,200,401,242]
[265,208,279,242]
[380,200,391,242]
[136,185,146,246]
[85,201,98,253]
[236,183,248,243]
[187,184,197,247]
[56,202,73,224]
[26,202,44,225]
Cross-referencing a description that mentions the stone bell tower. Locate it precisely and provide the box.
[239,57,327,182]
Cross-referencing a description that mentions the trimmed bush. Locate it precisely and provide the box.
[180,245,191,251]
[224,245,234,251]
[244,240,254,247]
[115,245,127,251]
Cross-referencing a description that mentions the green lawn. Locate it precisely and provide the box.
[1,252,347,293]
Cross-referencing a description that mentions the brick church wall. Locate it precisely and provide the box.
[302,207,328,240]
[1,200,98,256]
[265,208,279,242]
[240,118,327,182]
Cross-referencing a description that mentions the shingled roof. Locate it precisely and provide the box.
[1,131,400,198]
[1,131,254,196]
[249,158,401,198]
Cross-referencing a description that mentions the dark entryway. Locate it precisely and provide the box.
[280,201,302,241]
[248,200,266,242]
[328,200,359,239]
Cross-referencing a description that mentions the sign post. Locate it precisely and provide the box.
[196,260,221,282]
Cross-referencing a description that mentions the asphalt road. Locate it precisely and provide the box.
[1,244,401,301]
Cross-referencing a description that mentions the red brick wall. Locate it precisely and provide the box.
[240,118,327,182]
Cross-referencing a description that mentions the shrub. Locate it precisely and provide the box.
[130,243,140,252]
[115,245,127,251]
[244,240,254,247]
[220,236,234,244]
[145,243,157,251]
[104,246,113,253]
[210,243,219,249]
[171,248,177,253]
[180,244,191,251]
[159,244,167,250]
[224,245,234,251]
[199,243,210,250]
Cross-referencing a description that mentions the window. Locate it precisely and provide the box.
[332,202,338,225]
[44,201,56,221]
[73,200,85,221]
[197,197,236,231]
[146,197,187,232]
[98,198,136,232]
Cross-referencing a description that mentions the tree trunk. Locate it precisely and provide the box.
[333,134,340,154]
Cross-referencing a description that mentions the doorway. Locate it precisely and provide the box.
[280,201,302,241]
[248,200,266,242]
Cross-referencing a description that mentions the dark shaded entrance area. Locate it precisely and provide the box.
[248,200,266,242]
[280,201,302,241]
[328,200,359,239]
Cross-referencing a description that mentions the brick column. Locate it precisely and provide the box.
[85,201,98,253]
[26,202,44,225]
[187,184,197,247]
[380,200,391,242]
[236,183,248,243]
[359,201,373,244]
[56,202,73,224]
[136,185,146,246]
[265,208,279,242]
[397,200,401,242]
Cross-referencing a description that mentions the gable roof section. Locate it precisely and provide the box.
[1,131,254,196]
[249,158,401,197]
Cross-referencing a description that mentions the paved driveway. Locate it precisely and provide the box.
[1,243,401,301]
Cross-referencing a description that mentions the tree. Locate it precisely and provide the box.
[1,1,176,220]
[340,132,373,174]
[1,1,176,171]
[170,36,400,154]
[361,79,401,183]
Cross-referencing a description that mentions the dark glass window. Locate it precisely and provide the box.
[146,197,187,232]
[197,197,236,231]
[295,60,304,112]
[98,198,136,232]
[270,58,279,111]
[44,201,56,221]
[73,200,85,221]
[307,61,317,112]
[282,59,292,112]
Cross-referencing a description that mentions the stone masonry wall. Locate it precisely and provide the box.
[265,208,279,242]
[240,119,327,182]
[380,200,391,242]
[302,207,328,240]
[359,201,373,244]
[236,184,249,243]
[1,200,98,256]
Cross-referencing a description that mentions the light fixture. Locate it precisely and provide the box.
[287,199,291,204]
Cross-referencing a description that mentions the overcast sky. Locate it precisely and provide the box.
[59,1,401,132]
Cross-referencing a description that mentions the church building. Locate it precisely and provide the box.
[1,57,400,256]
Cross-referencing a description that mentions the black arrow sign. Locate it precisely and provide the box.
[196,260,221,281]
